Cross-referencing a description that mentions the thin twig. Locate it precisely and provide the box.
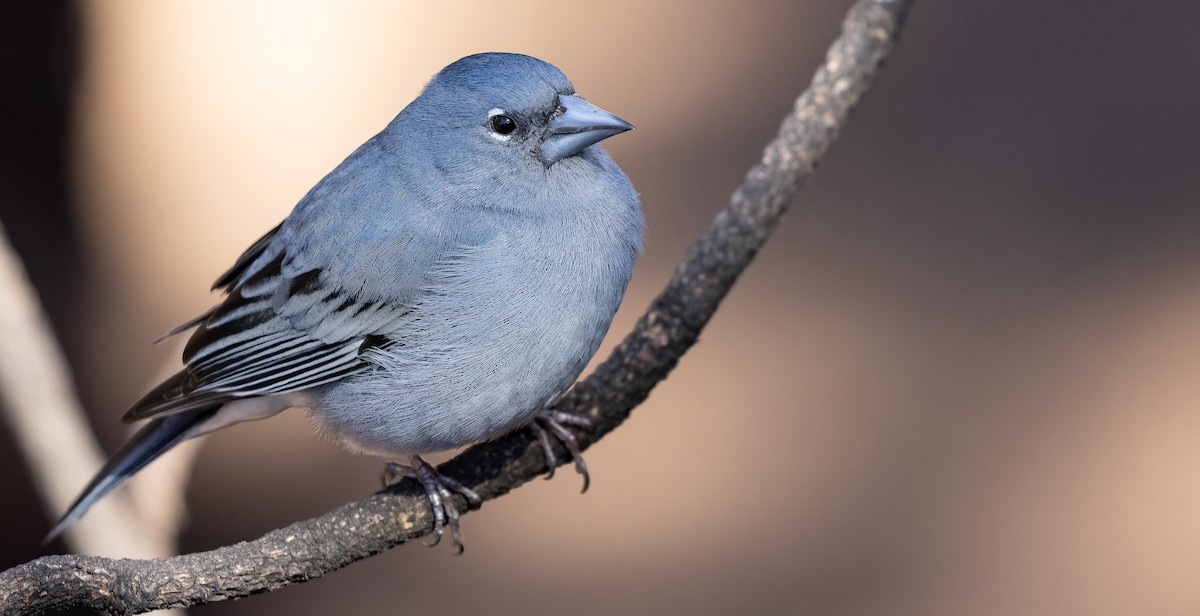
[0,0,914,613]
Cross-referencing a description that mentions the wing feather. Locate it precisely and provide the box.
[211,222,282,291]
[127,166,470,422]
[124,247,407,421]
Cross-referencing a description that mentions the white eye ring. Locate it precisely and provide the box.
[487,108,513,142]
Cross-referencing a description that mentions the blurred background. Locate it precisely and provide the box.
[4,1,1200,614]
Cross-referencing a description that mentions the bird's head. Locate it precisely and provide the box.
[396,53,633,170]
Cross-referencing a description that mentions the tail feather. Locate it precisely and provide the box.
[44,405,219,544]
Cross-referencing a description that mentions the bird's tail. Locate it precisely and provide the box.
[44,405,219,544]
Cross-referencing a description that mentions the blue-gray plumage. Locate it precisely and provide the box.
[48,52,642,550]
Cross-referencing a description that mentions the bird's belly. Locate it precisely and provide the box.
[308,266,620,457]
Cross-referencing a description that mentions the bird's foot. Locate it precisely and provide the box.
[530,402,592,493]
[383,456,481,554]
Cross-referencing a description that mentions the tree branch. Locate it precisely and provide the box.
[0,219,181,560]
[0,0,914,613]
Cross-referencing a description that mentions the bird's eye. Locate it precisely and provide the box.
[490,114,517,135]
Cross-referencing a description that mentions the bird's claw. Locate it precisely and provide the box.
[531,406,592,493]
[383,457,481,554]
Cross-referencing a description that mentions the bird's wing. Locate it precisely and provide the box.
[125,134,484,421]
[211,221,283,292]
[124,244,418,421]
[152,222,285,343]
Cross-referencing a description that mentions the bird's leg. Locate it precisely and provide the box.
[531,393,592,493]
[383,455,481,554]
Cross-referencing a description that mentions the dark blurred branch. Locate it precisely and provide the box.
[0,0,913,613]
[0,2,189,566]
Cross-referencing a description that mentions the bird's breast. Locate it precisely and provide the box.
[311,215,637,457]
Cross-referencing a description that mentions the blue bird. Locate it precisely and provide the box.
[48,52,642,551]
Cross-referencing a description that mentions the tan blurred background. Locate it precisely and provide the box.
[4,1,1200,614]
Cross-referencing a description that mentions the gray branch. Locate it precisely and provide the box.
[0,1,913,613]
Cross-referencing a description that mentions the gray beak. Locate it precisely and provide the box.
[540,94,634,165]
